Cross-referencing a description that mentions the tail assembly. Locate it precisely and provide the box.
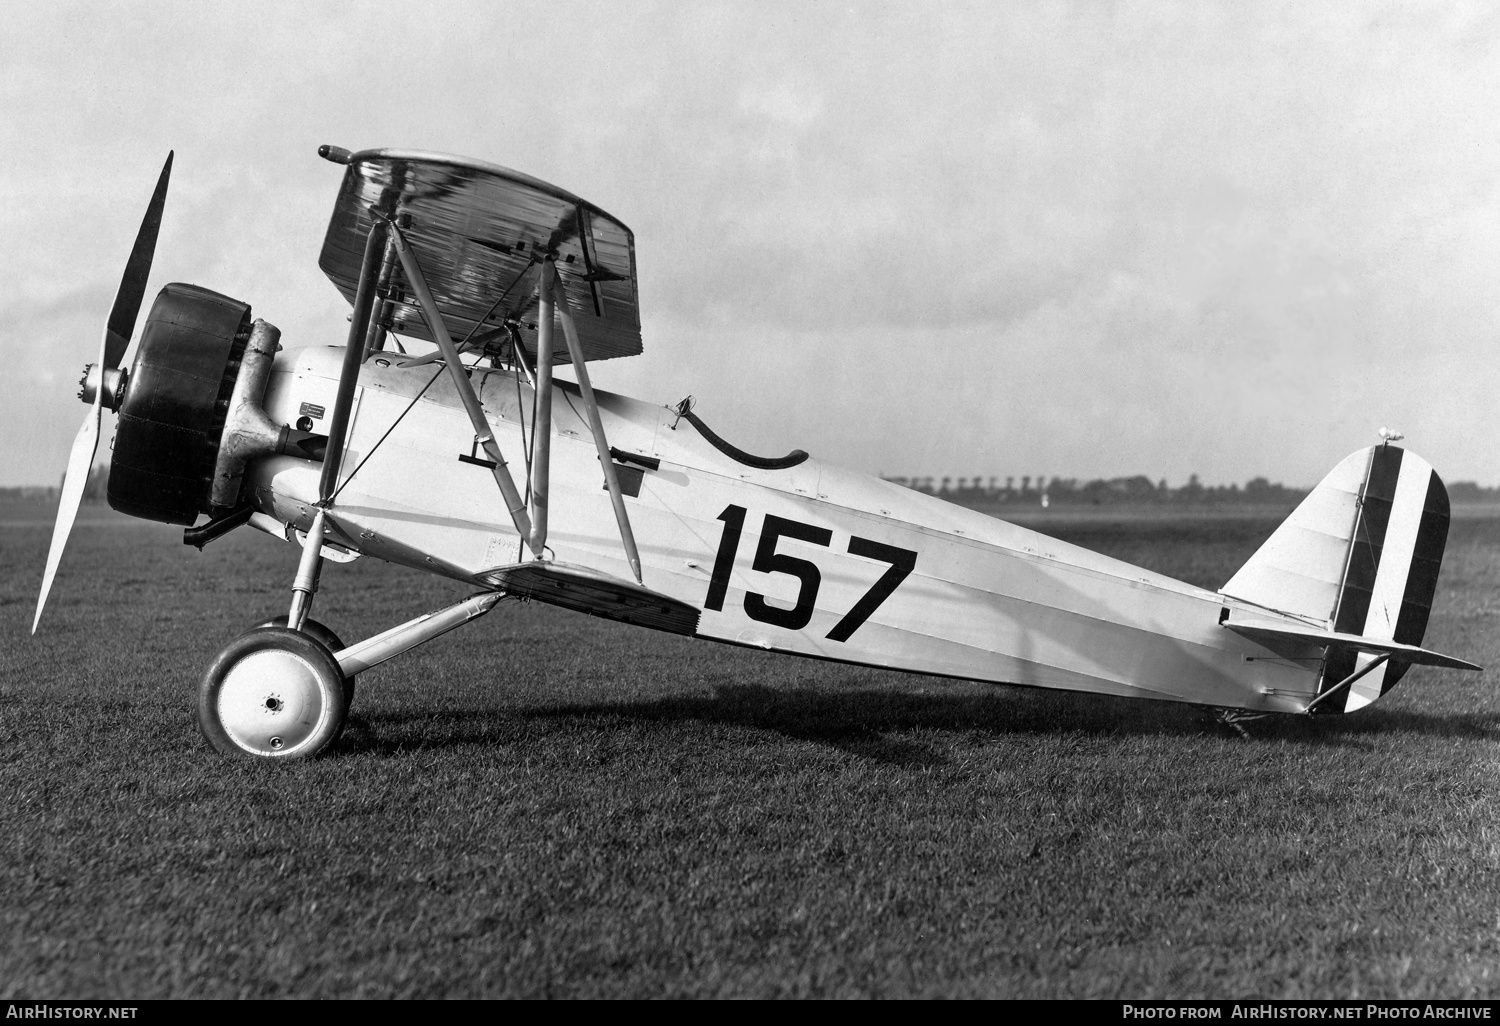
[1220,445,1479,713]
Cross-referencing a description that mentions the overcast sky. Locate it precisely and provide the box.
[3,0,1496,489]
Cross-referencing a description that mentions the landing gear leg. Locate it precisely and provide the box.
[198,593,503,759]
[286,508,328,632]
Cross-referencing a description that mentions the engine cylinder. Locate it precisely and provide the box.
[108,283,252,524]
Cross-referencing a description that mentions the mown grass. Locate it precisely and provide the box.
[1,503,1497,998]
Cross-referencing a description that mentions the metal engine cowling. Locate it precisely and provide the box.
[108,283,253,524]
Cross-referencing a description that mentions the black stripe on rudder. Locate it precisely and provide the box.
[1356,445,1403,561]
[1358,492,1393,565]
[1385,468,1449,694]
[1409,469,1451,565]
[1333,447,1403,633]
[1380,663,1412,694]
[1314,649,1358,715]
[1334,556,1375,633]
[1393,469,1450,647]
[1394,596,1435,650]
[1363,445,1405,505]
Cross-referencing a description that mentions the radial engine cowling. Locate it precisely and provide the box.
[107,281,327,525]
[108,283,257,524]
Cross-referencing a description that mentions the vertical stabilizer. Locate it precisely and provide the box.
[1321,446,1450,710]
[1221,449,1367,624]
[1222,445,1451,712]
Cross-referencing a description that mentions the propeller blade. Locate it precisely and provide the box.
[35,154,173,633]
[543,204,581,255]
[33,397,102,634]
[102,151,173,370]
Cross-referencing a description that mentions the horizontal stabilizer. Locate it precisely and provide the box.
[478,561,700,637]
[1222,614,1481,672]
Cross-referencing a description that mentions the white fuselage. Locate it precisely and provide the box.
[248,346,1322,713]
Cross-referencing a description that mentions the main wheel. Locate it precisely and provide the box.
[254,615,356,709]
[198,627,346,759]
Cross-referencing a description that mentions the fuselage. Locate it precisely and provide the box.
[248,346,1322,713]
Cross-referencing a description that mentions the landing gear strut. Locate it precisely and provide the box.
[198,593,503,759]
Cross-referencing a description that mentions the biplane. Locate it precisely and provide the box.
[34,148,1481,758]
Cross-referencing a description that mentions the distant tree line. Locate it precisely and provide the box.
[882,473,1500,507]
[2,464,110,502]
[1448,481,1500,503]
[4,469,1497,507]
[0,485,61,500]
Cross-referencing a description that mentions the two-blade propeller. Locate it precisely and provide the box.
[32,152,173,634]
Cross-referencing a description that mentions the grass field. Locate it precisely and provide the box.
[2,501,1497,998]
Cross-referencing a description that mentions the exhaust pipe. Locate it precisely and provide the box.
[211,319,327,508]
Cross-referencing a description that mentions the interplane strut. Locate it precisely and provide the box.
[529,260,556,556]
[553,277,645,584]
[387,223,535,551]
[386,223,643,583]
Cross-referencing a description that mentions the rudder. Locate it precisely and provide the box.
[1222,445,1451,712]
[1322,445,1450,710]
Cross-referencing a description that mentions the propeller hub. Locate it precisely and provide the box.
[78,363,128,411]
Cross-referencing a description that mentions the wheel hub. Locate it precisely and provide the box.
[215,648,331,756]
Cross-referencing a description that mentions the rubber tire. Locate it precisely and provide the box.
[255,616,356,709]
[198,627,346,759]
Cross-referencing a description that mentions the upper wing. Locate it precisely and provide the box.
[318,149,641,363]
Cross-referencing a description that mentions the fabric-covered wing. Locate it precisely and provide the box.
[319,149,641,363]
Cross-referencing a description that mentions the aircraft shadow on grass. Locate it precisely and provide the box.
[338,681,1500,765]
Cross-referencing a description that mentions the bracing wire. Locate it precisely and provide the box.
[445,261,537,359]
[562,390,598,446]
[324,260,539,504]
[326,361,445,504]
